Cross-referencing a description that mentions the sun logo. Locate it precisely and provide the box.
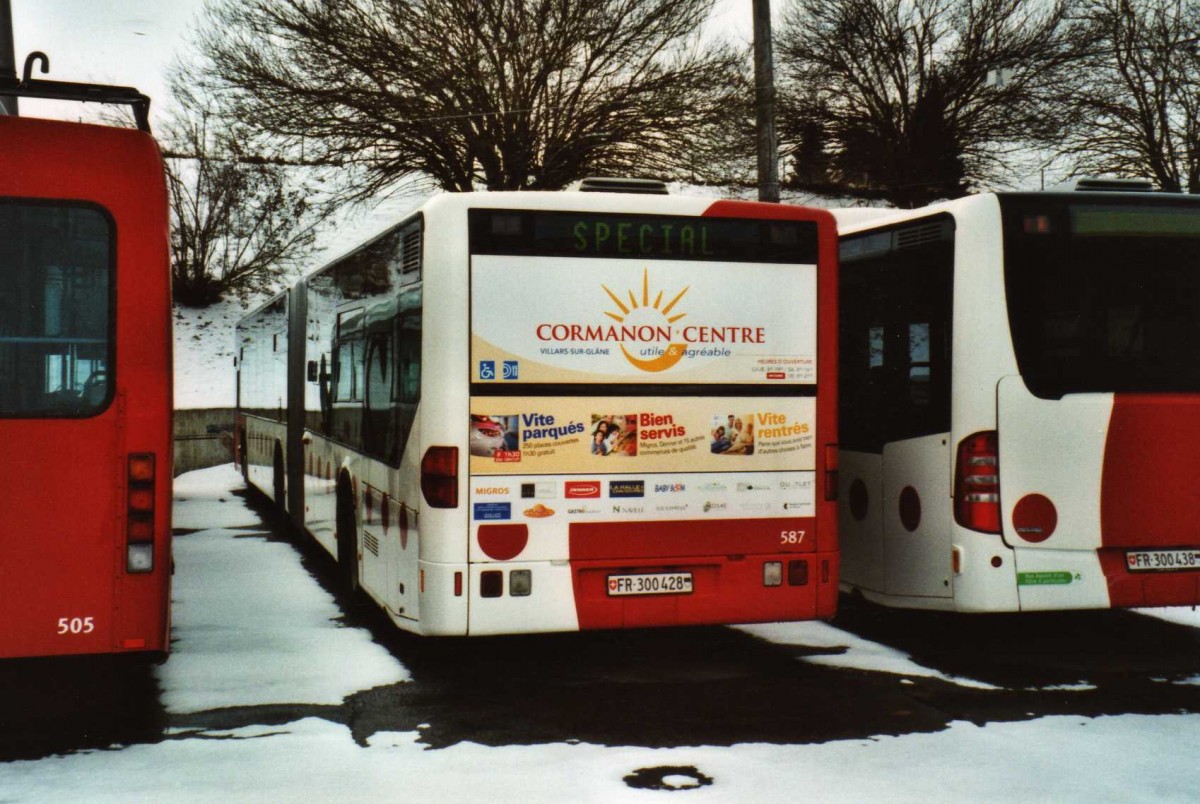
[601,268,690,372]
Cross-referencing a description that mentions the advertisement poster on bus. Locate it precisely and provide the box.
[468,396,816,476]
[470,256,817,385]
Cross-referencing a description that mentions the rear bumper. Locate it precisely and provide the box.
[571,550,839,629]
[1099,549,1200,608]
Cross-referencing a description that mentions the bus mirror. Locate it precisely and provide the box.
[307,360,318,382]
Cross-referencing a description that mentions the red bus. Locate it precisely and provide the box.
[0,72,172,659]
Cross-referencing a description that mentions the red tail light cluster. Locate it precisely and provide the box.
[127,453,156,572]
[954,431,1001,533]
[824,443,839,502]
[421,446,459,508]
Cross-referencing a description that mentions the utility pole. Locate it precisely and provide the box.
[0,0,16,116]
[753,0,779,202]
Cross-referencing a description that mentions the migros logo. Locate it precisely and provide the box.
[534,269,765,373]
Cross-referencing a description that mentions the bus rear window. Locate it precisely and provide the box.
[0,203,113,417]
[1002,196,1200,398]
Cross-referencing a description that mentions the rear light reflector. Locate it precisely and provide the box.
[763,561,782,587]
[824,443,839,502]
[421,446,459,508]
[127,453,156,573]
[510,569,532,596]
[128,453,155,483]
[954,431,1002,533]
[127,514,154,541]
[453,571,462,597]
[127,542,154,573]
[480,570,503,597]
[788,560,809,586]
[128,487,155,514]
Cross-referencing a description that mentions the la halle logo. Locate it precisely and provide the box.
[565,481,601,498]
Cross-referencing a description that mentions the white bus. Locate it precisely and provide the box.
[237,181,840,635]
[833,181,1200,612]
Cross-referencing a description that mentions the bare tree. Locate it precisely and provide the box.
[165,101,331,307]
[1058,0,1200,192]
[776,0,1082,206]
[190,0,743,197]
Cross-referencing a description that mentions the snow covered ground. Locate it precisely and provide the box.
[4,465,1200,802]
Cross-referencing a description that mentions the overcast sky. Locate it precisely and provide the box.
[10,0,207,123]
[9,0,754,127]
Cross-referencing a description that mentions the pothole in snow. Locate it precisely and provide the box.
[623,765,714,792]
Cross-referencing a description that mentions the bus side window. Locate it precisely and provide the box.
[840,216,954,450]
[392,312,422,463]
[364,332,395,463]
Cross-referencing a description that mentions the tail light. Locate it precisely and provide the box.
[954,431,1001,533]
[127,453,156,572]
[824,443,839,502]
[421,446,459,508]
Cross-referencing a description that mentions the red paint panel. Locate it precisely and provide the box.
[1101,395,1200,548]
[570,550,838,630]
[1098,550,1200,608]
[570,517,816,561]
[478,524,529,561]
[702,201,839,557]
[1012,494,1057,543]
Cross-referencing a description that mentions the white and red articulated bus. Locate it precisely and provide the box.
[238,180,839,635]
[833,180,1200,612]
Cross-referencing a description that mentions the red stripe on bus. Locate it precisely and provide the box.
[1098,550,1200,608]
[701,200,840,556]
[569,517,817,560]
[1101,394,1200,548]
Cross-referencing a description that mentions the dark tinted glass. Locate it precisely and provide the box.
[469,209,818,263]
[0,204,113,417]
[1002,195,1200,398]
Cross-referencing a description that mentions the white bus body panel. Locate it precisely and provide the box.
[881,434,952,599]
[997,377,1113,609]
[837,451,884,594]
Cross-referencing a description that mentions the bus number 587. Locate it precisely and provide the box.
[780,530,806,545]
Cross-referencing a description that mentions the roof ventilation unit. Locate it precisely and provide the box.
[575,177,669,195]
[1054,177,1157,193]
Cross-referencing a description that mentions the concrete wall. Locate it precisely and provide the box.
[174,408,235,476]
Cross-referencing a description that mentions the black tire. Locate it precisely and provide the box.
[239,429,249,482]
[273,444,286,517]
[336,475,360,594]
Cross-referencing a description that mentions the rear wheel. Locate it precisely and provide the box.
[336,475,360,594]
[272,444,286,518]
[239,429,249,482]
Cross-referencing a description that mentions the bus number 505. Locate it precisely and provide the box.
[57,617,95,635]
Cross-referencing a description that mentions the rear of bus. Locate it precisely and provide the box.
[993,190,1200,609]
[444,195,838,634]
[0,117,172,659]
